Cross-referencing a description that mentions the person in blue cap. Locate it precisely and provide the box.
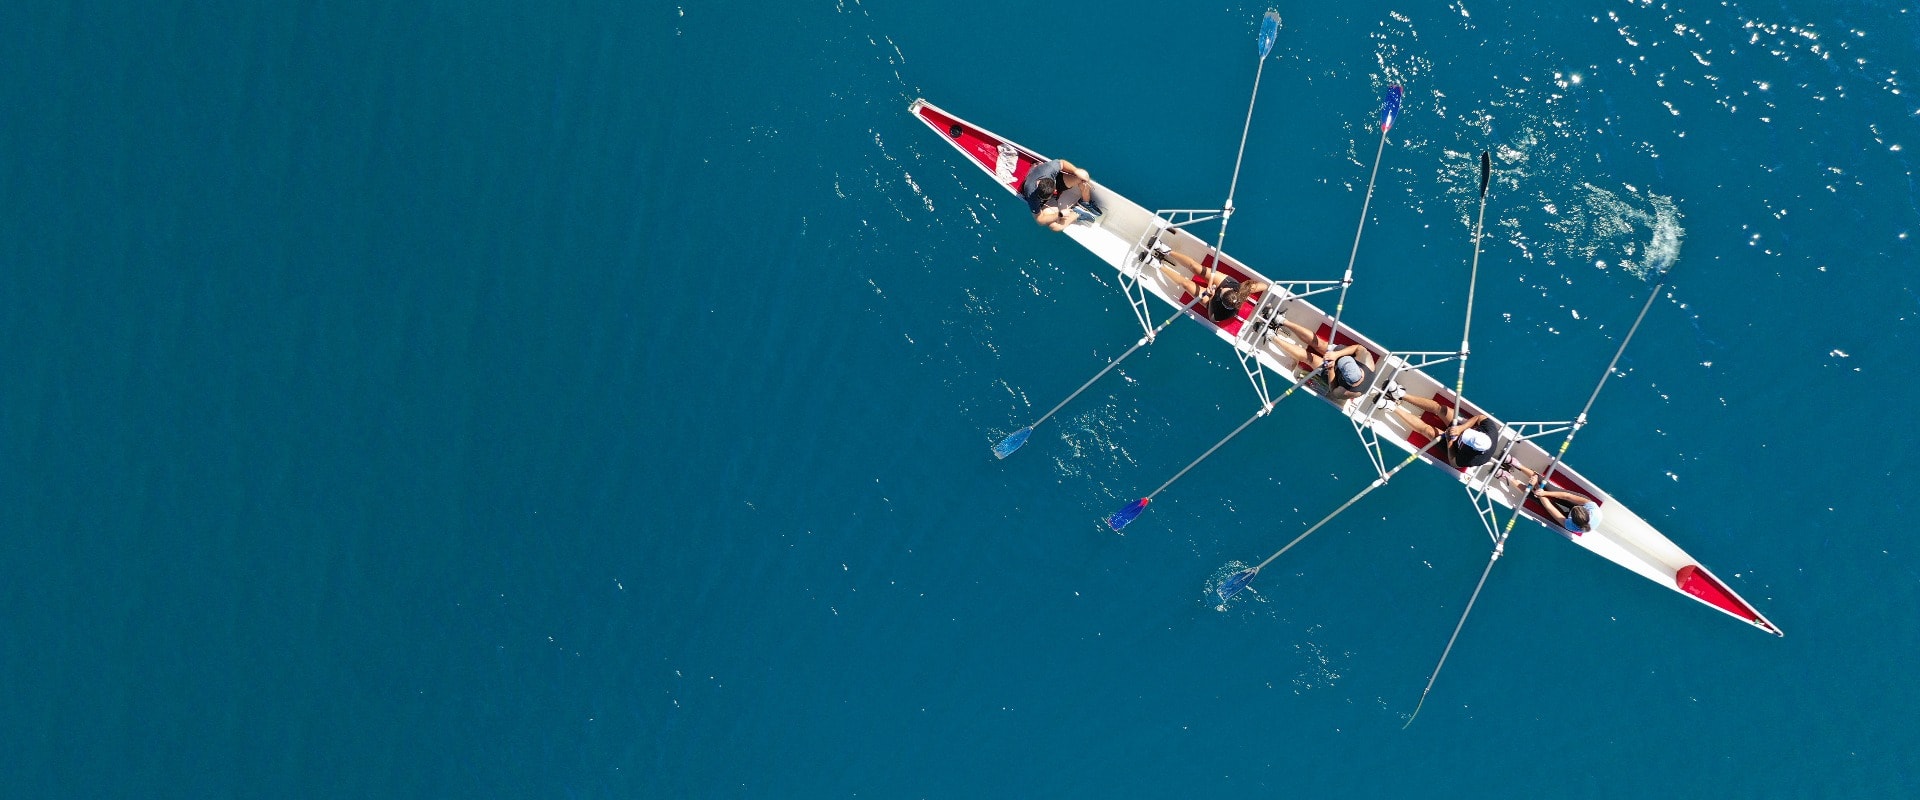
[1269,317,1376,401]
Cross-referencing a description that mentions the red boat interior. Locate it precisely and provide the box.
[1676,565,1763,622]
[916,103,1034,191]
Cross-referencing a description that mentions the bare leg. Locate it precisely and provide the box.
[1272,335,1310,367]
[1273,318,1329,361]
[1504,462,1573,527]
[1273,318,1324,351]
[1156,261,1199,297]
[1163,249,1205,276]
[1399,394,1457,427]
[1269,318,1322,370]
[1392,407,1442,440]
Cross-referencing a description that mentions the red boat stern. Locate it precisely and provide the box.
[1676,565,1782,636]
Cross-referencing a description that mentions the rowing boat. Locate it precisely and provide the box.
[909,96,1782,638]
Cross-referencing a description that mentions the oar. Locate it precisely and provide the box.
[1446,150,1492,411]
[997,11,1282,460]
[1315,85,1404,352]
[994,293,1204,459]
[1403,263,1676,728]
[1108,85,1406,529]
[1107,381,1304,530]
[1197,9,1283,287]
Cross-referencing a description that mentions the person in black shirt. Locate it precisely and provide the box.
[1149,245,1269,324]
[1020,158,1096,232]
[1384,393,1499,468]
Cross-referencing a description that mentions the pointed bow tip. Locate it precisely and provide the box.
[1676,564,1780,635]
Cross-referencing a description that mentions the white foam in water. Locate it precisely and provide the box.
[1541,183,1684,279]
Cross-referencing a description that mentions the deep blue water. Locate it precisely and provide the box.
[4,0,1918,796]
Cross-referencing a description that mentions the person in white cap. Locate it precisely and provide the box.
[1384,393,1499,469]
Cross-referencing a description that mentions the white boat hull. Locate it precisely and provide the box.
[911,98,1780,636]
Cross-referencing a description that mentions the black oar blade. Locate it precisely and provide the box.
[993,427,1033,459]
[1478,150,1491,198]
[1106,498,1149,531]
[1216,568,1258,604]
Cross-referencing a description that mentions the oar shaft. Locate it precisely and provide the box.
[1321,94,1399,376]
[1220,56,1268,230]
[1500,272,1669,516]
[1206,25,1279,277]
[1454,153,1492,400]
[1420,271,1676,724]
[1251,445,1425,573]
[1142,383,1299,501]
[1342,130,1390,284]
[1027,294,1203,429]
[1404,536,1504,728]
[1575,276,1667,427]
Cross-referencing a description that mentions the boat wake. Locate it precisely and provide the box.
[1207,561,1263,612]
[1546,183,1685,279]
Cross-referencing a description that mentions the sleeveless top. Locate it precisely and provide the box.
[1206,277,1243,322]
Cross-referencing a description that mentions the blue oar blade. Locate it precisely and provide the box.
[1478,149,1491,198]
[1380,84,1404,133]
[1106,498,1150,531]
[1216,568,1258,603]
[992,426,1033,459]
[1257,10,1281,58]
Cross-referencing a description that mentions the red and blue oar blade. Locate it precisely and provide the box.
[1380,85,1404,133]
[1257,10,1281,58]
[1106,497,1150,531]
[1216,568,1258,604]
[992,426,1033,459]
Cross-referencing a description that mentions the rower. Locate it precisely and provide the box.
[1381,390,1499,469]
[1502,461,1604,534]
[1021,158,1096,232]
[1269,318,1376,401]
[1150,245,1269,324]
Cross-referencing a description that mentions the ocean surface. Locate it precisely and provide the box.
[4,0,1917,796]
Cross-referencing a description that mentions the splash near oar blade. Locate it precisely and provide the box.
[1257,10,1281,58]
[1106,498,1149,531]
[1217,568,1258,603]
[1380,85,1403,133]
[993,427,1032,459]
[1479,150,1491,198]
